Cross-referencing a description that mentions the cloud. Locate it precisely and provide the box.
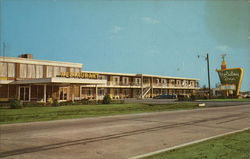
[142,17,160,24]
[216,45,231,52]
[111,25,123,34]
[109,25,124,39]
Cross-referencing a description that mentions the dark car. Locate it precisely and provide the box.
[153,94,177,99]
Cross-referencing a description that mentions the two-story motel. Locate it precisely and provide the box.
[0,54,199,102]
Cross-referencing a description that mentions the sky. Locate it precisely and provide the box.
[0,0,249,91]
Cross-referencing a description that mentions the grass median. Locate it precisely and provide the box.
[197,98,250,102]
[143,129,250,159]
[0,103,199,124]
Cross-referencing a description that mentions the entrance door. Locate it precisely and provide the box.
[20,86,30,101]
[59,87,68,101]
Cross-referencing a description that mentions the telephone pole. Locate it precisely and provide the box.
[198,53,211,99]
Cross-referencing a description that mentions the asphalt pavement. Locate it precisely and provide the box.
[1,104,250,159]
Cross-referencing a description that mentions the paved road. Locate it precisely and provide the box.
[1,105,250,159]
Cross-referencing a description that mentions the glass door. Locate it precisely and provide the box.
[19,86,30,101]
[59,87,68,100]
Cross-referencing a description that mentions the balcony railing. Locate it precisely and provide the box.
[106,81,196,88]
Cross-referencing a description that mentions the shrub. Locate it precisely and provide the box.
[10,99,22,109]
[52,99,60,106]
[103,94,111,104]
[80,99,90,105]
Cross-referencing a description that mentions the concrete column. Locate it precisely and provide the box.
[43,84,46,103]
[29,85,31,102]
[72,85,75,102]
[80,85,82,100]
[95,85,98,101]
[18,85,20,100]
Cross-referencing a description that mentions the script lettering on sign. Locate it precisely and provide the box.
[218,71,240,82]
[216,68,243,96]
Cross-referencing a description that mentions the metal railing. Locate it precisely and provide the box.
[106,81,196,88]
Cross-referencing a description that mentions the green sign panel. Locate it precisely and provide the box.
[217,68,243,95]
[218,69,242,85]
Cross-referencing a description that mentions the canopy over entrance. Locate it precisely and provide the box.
[12,77,107,85]
[8,77,107,103]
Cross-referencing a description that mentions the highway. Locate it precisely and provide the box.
[1,105,250,159]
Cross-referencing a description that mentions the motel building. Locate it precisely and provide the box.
[0,54,199,103]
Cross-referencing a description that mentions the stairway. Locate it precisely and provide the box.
[140,87,151,98]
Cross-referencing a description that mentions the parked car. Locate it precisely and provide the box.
[153,94,177,99]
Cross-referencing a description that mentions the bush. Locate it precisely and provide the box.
[52,99,60,106]
[10,99,22,109]
[103,94,111,104]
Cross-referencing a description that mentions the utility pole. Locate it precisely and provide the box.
[198,53,211,99]
[206,53,211,99]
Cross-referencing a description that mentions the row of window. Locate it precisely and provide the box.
[102,75,195,86]
[0,62,81,78]
[0,62,15,77]
[81,88,193,97]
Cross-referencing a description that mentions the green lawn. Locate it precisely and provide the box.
[0,103,200,124]
[197,98,250,102]
[143,130,250,159]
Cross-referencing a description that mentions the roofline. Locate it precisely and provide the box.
[82,71,199,80]
[11,77,106,85]
[0,56,82,68]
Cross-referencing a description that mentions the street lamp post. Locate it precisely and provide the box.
[198,53,211,99]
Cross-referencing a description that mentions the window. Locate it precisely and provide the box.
[176,80,181,85]
[60,67,66,72]
[27,64,35,78]
[54,66,60,77]
[134,78,141,85]
[86,88,92,96]
[162,79,167,84]
[114,89,119,96]
[156,79,160,84]
[190,81,194,86]
[99,75,107,80]
[59,87,68,100]
[124,89,130,96]
[74,68,81,72]
[113,76,120,85]
[98,88,104,96]
[69,67,81,73]
[123,77,129,85]
[7,63,15,77]
[70,67,74,72]
[47,66,53,77]
[0,62,7,77]
[36,65,43,78]
[20,64,27,78]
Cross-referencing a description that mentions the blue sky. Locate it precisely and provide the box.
[1,0,249,91]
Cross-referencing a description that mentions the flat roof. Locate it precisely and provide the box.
[0,56,82,68]
[82,71,199,81]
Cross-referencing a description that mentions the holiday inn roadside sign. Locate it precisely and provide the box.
[216,68,244,96]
